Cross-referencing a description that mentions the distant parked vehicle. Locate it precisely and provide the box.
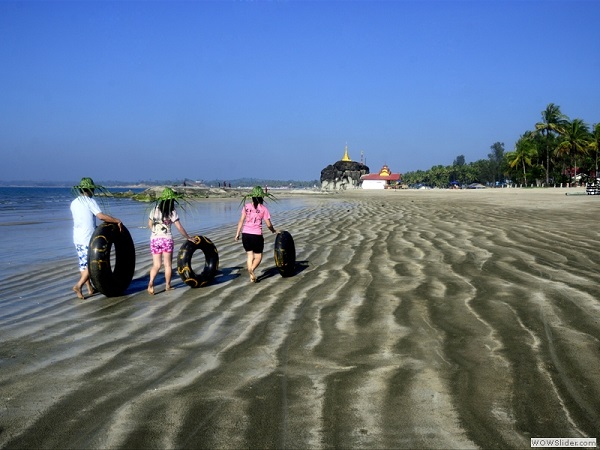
[466,183,486,189]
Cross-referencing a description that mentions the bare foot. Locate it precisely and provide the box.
[87,288,97,296]
[72,285,84,299]
[249,271,256,283]
[147,285,155,295]
[165,286,175,291]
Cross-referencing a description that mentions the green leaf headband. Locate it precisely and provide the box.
[158,187,184,201]
[71,177,111,197]
[240,185,278,205]
[151,187,190,213]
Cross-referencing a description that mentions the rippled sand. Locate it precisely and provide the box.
[1,188,599,449]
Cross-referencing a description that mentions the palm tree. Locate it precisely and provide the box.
[488,142,505,185]
[429,165,450,188]
[589,123,600,179]
[534,103,567,185]
[507,134,538,186]
[554,118,591,185]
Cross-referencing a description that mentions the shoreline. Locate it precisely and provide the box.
[121,185,590,203]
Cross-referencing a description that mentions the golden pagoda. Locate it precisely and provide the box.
[379,164,391,177]
[341,145,351,162]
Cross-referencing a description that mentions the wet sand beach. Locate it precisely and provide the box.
[1,188,599,449]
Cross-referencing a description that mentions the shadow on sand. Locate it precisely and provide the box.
[255,259,309,283]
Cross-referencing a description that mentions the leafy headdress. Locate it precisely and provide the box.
[72,177,112,197]
[240,185,277,206]
[158,187,184,202]
[71,177,114,211]
[153,187,188,217]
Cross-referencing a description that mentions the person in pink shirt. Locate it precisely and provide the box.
[235,186,277,282]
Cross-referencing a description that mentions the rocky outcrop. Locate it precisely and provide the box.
[320,160,370,191]
[130,186,240,202]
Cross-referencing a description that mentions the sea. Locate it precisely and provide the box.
[0,186,306,281]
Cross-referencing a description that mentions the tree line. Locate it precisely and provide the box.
[402,103,600,188]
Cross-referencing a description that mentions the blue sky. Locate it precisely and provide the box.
[1,0,599,183]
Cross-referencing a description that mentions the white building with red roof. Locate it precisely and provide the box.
[360,164,401,189]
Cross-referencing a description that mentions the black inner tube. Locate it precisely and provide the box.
[88,222,136,297]
[177,235,219,288]
[274,230,296,277]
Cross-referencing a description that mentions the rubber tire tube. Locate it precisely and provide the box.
[274,230,296,277]
[88,222,136,297]
[177,235,219,288]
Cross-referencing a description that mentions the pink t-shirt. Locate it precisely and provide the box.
[242,202,271,235]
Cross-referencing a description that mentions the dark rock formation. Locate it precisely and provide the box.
[130,186,240,202]
[320,160,370,191]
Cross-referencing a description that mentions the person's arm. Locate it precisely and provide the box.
[97,212,123,231]
[265,218,276,234]
[174,219,194,241]
[235,210,246,241]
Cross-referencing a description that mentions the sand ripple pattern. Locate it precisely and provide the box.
[1,190,599,449]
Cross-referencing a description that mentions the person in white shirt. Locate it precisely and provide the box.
[70,177,123,299]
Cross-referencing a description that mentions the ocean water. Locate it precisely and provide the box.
[0,187,305,281]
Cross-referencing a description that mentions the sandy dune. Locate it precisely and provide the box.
[1,188,599,449]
